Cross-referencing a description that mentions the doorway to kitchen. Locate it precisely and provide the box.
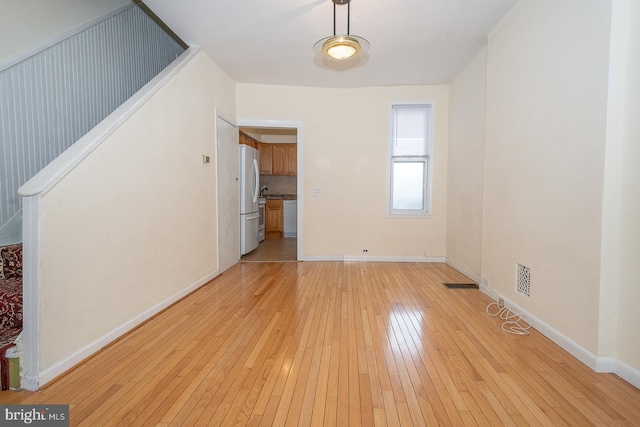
[237,119,303,262]
[239,238,296,262]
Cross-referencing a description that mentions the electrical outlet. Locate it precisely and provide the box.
[362,249,368,253]
[498,297,504,308]
[312,187,322,196]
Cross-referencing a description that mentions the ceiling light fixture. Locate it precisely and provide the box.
[313,0,369,61]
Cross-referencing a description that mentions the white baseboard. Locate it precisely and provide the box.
[445,258,481,283]
[21,375,39,392]
[344,255,445,263]
[38,270,219,386]
[303,255,344,261]
[616,359,640,389]
[595,357,617,373]
[478,282,500,301]
[479,284,640,390]
[479,285,599,369]
[303,255,445,263]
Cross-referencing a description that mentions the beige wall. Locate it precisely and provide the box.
[211,59,237,120]
[482,0,612,353]
[37,51,233,373]
[237,84,449,259]
[0,0,131,65]
[617,0,640,374]
[446,47,487,277]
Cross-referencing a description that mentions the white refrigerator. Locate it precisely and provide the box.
[240,145,260,255]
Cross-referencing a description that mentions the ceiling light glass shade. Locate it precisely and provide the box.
[313,35,370,60]
[324,35,359,59]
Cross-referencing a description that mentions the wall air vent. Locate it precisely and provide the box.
[516,264,531,297]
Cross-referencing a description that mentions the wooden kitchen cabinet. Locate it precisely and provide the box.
[286,144,297,175]
[239,131,258,149]
[271,144,297,175]
[271,144,287,175]
[265,198,283,239]
[258,142,272,174]
[245,137,296,176]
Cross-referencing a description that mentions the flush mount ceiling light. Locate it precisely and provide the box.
[313,0,369,60]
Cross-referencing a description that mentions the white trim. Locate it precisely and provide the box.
[214,109,222,274]
[39,271,219,386]
[236,118,304,262]
[0,4,134,73]
[303,256,345,262]
[302,255,445,263]
[18,47,201,198]
[478,282,500,301]
[445,258,481,283]
[595,357,617,373]
[21,196,41,391]
[615,359,640,390]
[526,309,599,371]
[345,255,445,263]
[479,286,598,369]
[217,112,237,128]
[214,110,239,273]
[478,283,640,389]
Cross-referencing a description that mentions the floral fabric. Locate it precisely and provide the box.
[0,244,22,279]
[0,244,23,331]
[0,277,22,328]
[0,326,20,350]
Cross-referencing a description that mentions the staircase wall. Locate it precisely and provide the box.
[21,49,236,386]
[0,4,185,245]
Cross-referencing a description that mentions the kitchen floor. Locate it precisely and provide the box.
[240,237,297,262]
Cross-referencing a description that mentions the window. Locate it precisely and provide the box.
[389,104,432,215]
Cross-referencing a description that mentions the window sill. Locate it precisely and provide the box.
[387,211,432,219]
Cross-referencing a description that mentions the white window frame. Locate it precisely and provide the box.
[387,102,434,217]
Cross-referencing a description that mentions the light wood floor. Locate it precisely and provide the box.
[2,262,639,426]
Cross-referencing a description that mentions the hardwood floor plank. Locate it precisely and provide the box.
[336,292,351,426]
[309,285,337,426]
[269,343,305,425]
[251,335,293,415]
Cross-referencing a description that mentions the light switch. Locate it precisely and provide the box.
[312,187,322,196]
[202,155,210,163]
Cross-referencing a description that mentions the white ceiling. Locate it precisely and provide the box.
[144,0,519,88]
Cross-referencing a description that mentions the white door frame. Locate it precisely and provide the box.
[215,111,240,272]
[236,118,304,261]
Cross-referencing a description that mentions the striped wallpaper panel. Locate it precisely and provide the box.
[0,5,185,235]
